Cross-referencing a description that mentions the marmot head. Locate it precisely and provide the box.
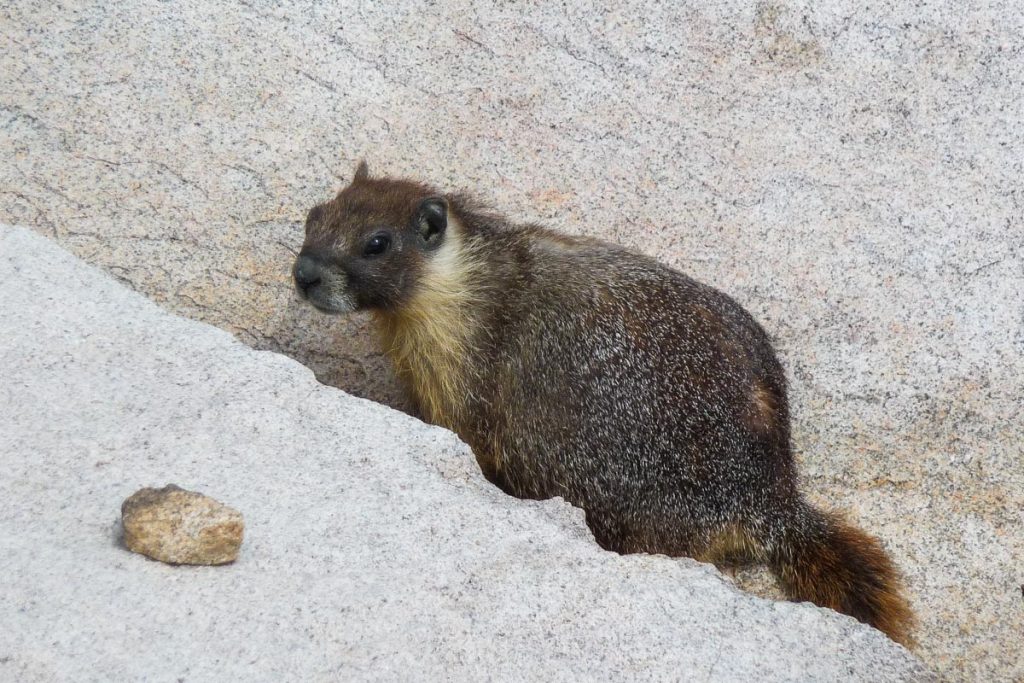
[293,161,449,314]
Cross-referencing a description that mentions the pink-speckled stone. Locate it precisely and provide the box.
[1,2,1021,679]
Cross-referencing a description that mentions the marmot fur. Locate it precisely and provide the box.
[293,162,915,646]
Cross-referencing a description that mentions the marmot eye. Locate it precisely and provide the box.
[363,234,391,256]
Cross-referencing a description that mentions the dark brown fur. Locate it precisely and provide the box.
[293,163,916,646]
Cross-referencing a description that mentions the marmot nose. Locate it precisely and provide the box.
[293,255,323,295]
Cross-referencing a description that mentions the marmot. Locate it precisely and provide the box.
[293,161,915,646]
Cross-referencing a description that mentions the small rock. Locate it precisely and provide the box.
[121,484,244,565]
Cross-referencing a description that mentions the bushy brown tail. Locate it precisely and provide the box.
[768,503,916,648]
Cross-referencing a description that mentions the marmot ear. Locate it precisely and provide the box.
[417,197,447,243]
[353,160,369,182]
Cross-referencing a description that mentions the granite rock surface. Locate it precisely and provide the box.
[0,225,933,680]
[1,1,1022,680]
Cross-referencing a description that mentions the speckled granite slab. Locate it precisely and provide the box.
[0,225,934,680]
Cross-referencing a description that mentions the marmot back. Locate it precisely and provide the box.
[293,162,916,646]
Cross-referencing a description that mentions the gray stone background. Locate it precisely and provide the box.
[1,225,932,682]
[1,1,1021,680]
